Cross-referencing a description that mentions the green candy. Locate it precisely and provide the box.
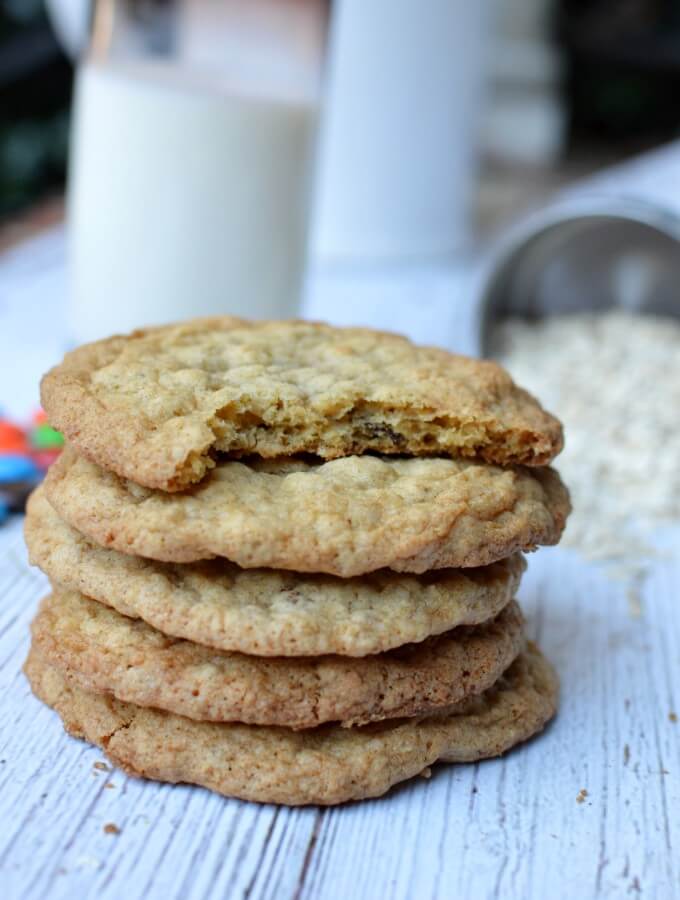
[31,423,64,450]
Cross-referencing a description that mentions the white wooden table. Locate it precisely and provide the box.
[1,233,679,900]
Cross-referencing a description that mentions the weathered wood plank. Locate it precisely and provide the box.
[2,524,680,899]
[294,546,680,900]
[0,521,320,900]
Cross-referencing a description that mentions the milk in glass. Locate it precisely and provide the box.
[67,0,325,342]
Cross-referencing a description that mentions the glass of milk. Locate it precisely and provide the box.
[68,0,327,343]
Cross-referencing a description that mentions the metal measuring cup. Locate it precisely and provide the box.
[475,141,680,356]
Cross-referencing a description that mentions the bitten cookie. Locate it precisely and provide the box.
[44,448,570,577]
[25,643,558,806]
[41,318,563,490]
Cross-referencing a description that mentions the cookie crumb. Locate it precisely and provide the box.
[420,767,432,779]
[669,712,677,723]
[103,823,120,835]
[93,761,109,772]
[623,744,630,766]
[104,782,115,790]
[576,789,588,804]
[627,588,643,619]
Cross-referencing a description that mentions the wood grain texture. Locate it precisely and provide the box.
[1,231,679,899]
[2,515,679,900]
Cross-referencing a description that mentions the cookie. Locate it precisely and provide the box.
[45,448,570,577]
[26,488,524,656]
[25,643,558,805]
[40,319,563,491]
[30,590,525,729]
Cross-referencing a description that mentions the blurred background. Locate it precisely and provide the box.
[3,0,680,237]
[2,0,680,397]
[1,1,679,575]
[0,0,71,229]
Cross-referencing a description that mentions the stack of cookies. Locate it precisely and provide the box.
[23,319,570,805]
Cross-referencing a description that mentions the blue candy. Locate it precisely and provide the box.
[0,454,39,484]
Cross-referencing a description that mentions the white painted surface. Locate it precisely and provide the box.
[1,232,679,899]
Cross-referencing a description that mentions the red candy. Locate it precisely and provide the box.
[0,421,29,454]
[31,449,61,470]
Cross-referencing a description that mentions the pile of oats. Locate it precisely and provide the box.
[495,311,680,574]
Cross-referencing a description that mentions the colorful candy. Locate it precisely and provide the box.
[31,450,62,470]
[0,411,64,522]
[0,455,39,483]
[0,421,29,454]
[30,423,64,451]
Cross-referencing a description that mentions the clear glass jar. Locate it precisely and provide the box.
[68,0,327,343]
